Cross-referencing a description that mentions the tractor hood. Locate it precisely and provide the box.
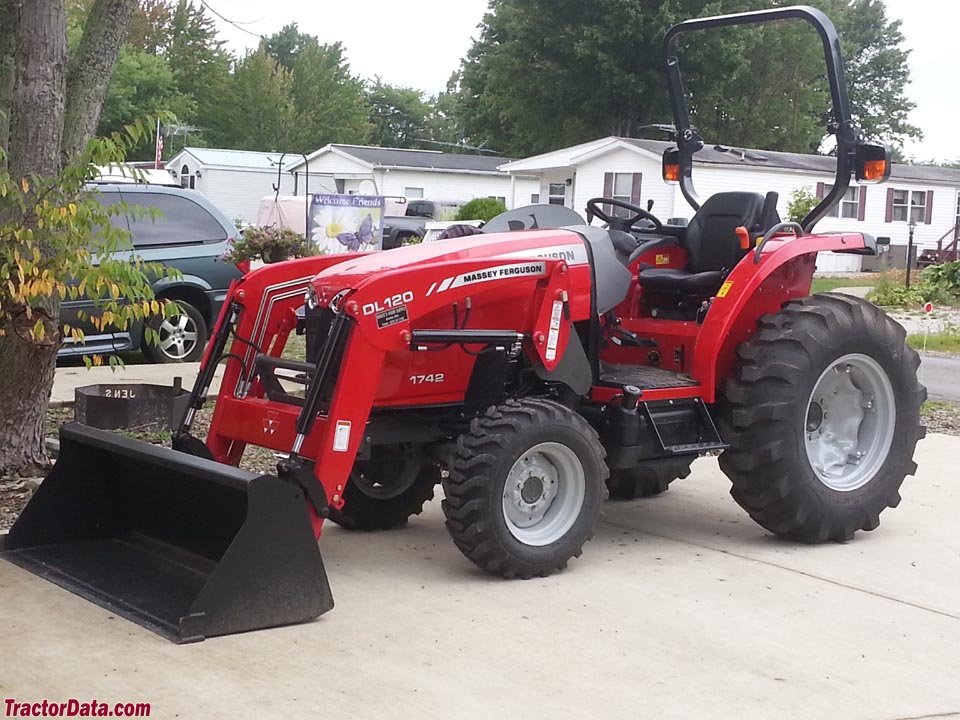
[310,226,632,316]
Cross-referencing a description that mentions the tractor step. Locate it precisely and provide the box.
[642,398,728,455]
[599,362,698,390]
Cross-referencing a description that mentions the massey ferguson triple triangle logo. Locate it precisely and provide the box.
[263,411,280,435]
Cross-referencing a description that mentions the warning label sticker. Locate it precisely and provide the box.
[545,300,563,362]
[376,305,408,329]
[655,253,670,265]
[333,420,351,452]
[716,281,734,298]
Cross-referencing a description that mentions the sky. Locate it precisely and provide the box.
[205,0,960,163]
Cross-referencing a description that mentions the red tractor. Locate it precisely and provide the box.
[2,6,925,642]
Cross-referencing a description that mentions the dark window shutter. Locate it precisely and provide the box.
[603,173,614,196]
[925,190,934,224]
[885,188,894,223]
[603,173,614,217]
[816,182,825,199]
[858,186,867,222]
[630,173,642,205]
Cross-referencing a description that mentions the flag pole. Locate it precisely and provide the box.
[155,117,162,170]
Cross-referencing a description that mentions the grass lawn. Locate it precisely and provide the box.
[907,331,960,354]
[810,275,879,294]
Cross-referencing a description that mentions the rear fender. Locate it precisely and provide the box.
[692,232,870,401]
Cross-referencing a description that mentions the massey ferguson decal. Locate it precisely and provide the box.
[427,262,547,296]
[501,243,590,266]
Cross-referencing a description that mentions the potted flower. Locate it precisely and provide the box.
[223,227,312,265]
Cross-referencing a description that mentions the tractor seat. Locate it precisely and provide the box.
[638,191,771,296]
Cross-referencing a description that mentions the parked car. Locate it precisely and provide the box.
[59,184,245,363]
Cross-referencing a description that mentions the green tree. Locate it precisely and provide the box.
[226,50,295,151]
[459,0,919,156]
[367,80,430,148]
[831,0,921,150]
[261,22,315,71]
[286,41,369,152]
[98,47,193,159]
[164,0,231,147]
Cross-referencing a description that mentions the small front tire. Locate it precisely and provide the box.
[442,399,607,578]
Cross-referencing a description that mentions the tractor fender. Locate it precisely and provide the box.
[692,232,871,402]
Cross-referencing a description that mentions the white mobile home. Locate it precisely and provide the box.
[165,148,298,226]
[286,145,540,213]
[501,137,960,273]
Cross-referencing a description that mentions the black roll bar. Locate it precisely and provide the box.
[663,5,861,231]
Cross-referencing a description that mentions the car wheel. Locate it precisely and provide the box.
[142,300,208,363]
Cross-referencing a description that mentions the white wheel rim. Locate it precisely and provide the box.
[804,353,896,492]
[502,442,586,546]
[157,313,199,360]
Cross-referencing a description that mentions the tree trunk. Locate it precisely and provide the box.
[0,0,67,476]
[61,0,137,161]
[0,0,136,476]
[0,0,15,159]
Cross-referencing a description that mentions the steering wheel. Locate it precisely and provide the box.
[586,197,663,233]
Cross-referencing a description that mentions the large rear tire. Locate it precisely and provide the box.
[442,399,607,578]
[718,293,926,542]
[606,458,693,499]
[328,445,439,531]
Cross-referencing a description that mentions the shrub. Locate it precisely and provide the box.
[922,260,960,297]
[456,198,508,223]
[222,227,312,264]
[867,270,955,307]
[786,187,820,223]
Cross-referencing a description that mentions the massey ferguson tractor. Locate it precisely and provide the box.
[2,6,925,642]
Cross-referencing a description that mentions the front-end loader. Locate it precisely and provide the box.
[1,6,925,641]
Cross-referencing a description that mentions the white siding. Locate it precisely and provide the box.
[562,146,960,274]
[290,150,538,210]
[194,168,295,226]
[573,149,670,219]
[377,169,539,210]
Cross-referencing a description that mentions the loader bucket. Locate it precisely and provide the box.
[0,423,333,643]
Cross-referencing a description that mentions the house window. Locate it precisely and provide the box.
[179,164,194,190]
[488,195,506,203]
[892,189,926,223]
[531,193,540,204]
[824,185,859,219]
[404,187,424,199]
[955,193,960,228]
[611,173,635,217]
[548,183,566,206]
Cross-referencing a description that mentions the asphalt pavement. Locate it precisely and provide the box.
[919,353,960,402]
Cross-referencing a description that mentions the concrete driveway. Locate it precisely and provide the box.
[920,353,960,402]
[1,435,958,720]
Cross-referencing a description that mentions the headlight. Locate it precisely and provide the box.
[304,284,319,311]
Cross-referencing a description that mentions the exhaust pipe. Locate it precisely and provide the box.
[1,423,333,643]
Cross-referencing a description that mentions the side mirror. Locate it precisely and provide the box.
[662,148,680,183]
[855,143,891,183]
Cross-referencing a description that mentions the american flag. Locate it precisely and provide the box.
[155,121,164,169]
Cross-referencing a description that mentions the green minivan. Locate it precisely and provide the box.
[59,184,245,363]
